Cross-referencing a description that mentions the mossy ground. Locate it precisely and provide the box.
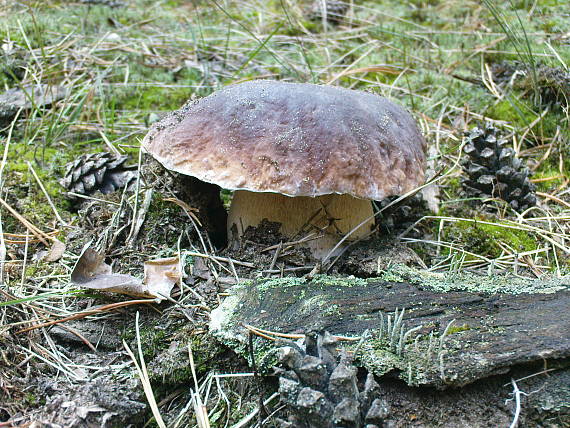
[1,0,569,426]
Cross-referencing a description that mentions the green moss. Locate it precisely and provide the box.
[298,295,329,315]
[145,193,179,223]
[443,219,538,259]
[486,98,538,128]
[121,317,227,388]
[137,327,169,359]
[220,189,233,208]
[532,165,566,192]
[356,345,402,378]
[148,333,225,386]
[23,392,42,407]
[447,324,471,334]
[114,82,192,112]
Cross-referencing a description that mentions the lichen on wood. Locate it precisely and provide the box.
[210,267,570,388]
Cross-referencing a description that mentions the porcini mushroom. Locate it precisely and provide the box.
[142,80,426,258]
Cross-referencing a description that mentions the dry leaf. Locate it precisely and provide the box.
[143,257,181,300]
[45,239,66,262]
[33,239,67,263]
[71,248,111,282]
[71,248,180,301]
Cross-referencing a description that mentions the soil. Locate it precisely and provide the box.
[370,367,569,428]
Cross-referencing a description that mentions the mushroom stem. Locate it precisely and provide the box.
[227,190,375,258]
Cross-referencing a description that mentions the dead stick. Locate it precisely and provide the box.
[58,323,98,352]
[243,323,359,342]
[17,299,156,334]
[536,191,570,209]
[185,251,255,268]
[27,161,66,227]
[0,196,51,245]
[3,231,58,238]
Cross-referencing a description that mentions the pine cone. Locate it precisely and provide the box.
[60,152,136,201]
[489,60,525,86]
[490,61,570,109]
[537,66,570,107]
[462,126,536,212]
[376,194,427,235]
[308,1,349,25]
[275,332,389,428]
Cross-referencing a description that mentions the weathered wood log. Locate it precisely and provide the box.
[0,84,67,126]
[211,268,570,389]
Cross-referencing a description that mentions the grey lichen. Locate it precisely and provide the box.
[378,263,569,294]
[210,269,569,386]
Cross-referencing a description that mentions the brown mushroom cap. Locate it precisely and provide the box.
[142,80,426,200]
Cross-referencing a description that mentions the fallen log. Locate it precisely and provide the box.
[211,267,570,426]
[211,267,570,388]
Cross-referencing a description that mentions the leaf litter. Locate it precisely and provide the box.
[71,247,181,301]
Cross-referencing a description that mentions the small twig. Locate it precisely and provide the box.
[0,195,51,245]
[243,323,358,342]
[188,343,210,428]
[0,110,22,283]
[508,379,523,428]
[185,251,255,268]
[0,419,25,427]
[16,299,156,333]
[227,256,239,283]
[123,312,166,428]
[97,127,121,155]
[20,232,30,288]
[244,325,279,341]
[261,233,320,252]
[536,191,570,209]
[66,192,121,205]
[503,368,557,387]
[232,392,280,428]
[243,324,304,340]
[0,209,5,284]
[248,332,269,422]
[27,161,66,227]
[0,108,21,185]
[261,266,313,274]
[127,187,153,246]
[519,106,550,149]
[127,147,143,241]
[163,197,202,226]
[266,241,282,276]
[57,323,98,352]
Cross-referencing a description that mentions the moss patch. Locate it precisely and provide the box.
[443,219,538,259]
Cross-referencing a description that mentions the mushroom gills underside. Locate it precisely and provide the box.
[227,190,375,258]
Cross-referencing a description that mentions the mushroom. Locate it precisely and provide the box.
[142,80,426,258]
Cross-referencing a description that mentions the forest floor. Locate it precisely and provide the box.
[0,0,569,427]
